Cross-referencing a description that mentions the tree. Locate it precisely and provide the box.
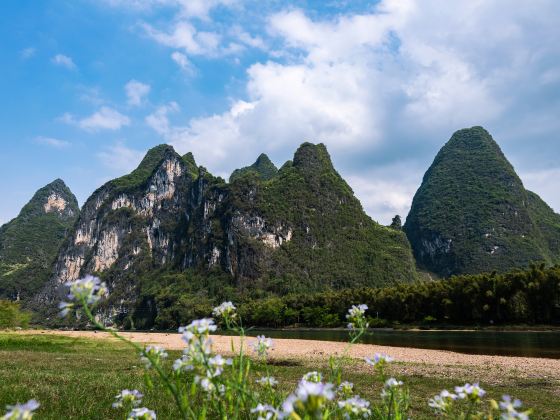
[390,215,402,230]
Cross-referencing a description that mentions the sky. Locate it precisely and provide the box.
[1,0,559,226]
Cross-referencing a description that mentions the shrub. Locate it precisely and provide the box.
[0,300,31,329]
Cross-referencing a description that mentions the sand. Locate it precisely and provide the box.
[16,330,560,385]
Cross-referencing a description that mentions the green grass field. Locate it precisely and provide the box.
[1,332,558,419]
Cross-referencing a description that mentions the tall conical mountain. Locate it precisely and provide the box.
[404,126,560,276]
[229,153,278,182]
[39,142,416,326]
[0,179,79,300]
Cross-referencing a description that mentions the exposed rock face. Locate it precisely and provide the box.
[404,126,560,277]
[38,143,417,323]
[43,145,194,290]
[0,179,79,300]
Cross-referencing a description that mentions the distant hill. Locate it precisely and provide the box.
[35,143,416,326]
[0,179,79,300]
[404,126,560,276]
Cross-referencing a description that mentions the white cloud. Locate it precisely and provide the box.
[35,136,71,149]
[171,51,195,74]
[141,21,221,56]
[142,1,560,222]
[97,142,145,174]
[51,54,76,70]
[145,102,180,135]
[125,80,151,106]
[103,0,237,20]
[521,168,560,214]
[62,107,130,131]
[20,47,36,59]
[346,164,424,225]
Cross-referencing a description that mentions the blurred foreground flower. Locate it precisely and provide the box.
[127,407,156,420]
[338,395,371,418]
[499,395,530,420]
[256,376,278,387]
[251,403,277,420]
[58,275,107,316]
[428,389,457,414]
[455,383,486,402]
[112,389,143,409]
[346,304,368,330]
[252,335,273,357]
[1,400,39,420]
[212,301,237,322]
[140,345,168,369]
[365,353,393,367]
[282,381,335,418]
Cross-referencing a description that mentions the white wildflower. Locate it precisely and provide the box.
[338,396,371,418]
[127,407,156,420]
[172,357,194,372]
[212,301,236,320]
[381,378,404,399]
[206,354,232,378]
[256,376,279,387]
[112,389,143,408]
[180,318,217,336]
[59,275,107,316]
[281,381,335,417]
[251,404,277,420]
[499,395,530,420]
[346,304,369,330]
[252,335,273,357]
[337,381,354,397]
[428,389,457,414]
[455,383,486,402]
[365,353,394,367]
[301,371,322,383]
[140,345,168,369]
[1,400,40,420]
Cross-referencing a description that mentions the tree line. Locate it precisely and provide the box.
[232,264,560,328]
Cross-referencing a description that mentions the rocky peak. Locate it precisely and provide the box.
[292,142,335,174]
[110,144,186,192]
[0,179,79,300]
[20,178,79,220]
[404,126,554,276]
[229,152,278,183]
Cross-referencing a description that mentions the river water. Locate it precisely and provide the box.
[236,329,560,359]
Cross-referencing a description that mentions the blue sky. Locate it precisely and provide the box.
[1,0,559,225]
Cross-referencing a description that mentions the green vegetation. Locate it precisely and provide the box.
[245,143,417,291]
[405,126,560,277]
[0,300,31,328]
[108,144,188,192]
[138,264,560,329]
[0,179,79,300]
[0,332,556,419]
[229,153,278,182]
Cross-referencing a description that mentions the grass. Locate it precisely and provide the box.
[1,332,558,419]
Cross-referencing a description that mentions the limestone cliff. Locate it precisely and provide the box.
[38,143,417,324]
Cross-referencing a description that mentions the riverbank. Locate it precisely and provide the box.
[3,331,559,418]
[16,330,560,385]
